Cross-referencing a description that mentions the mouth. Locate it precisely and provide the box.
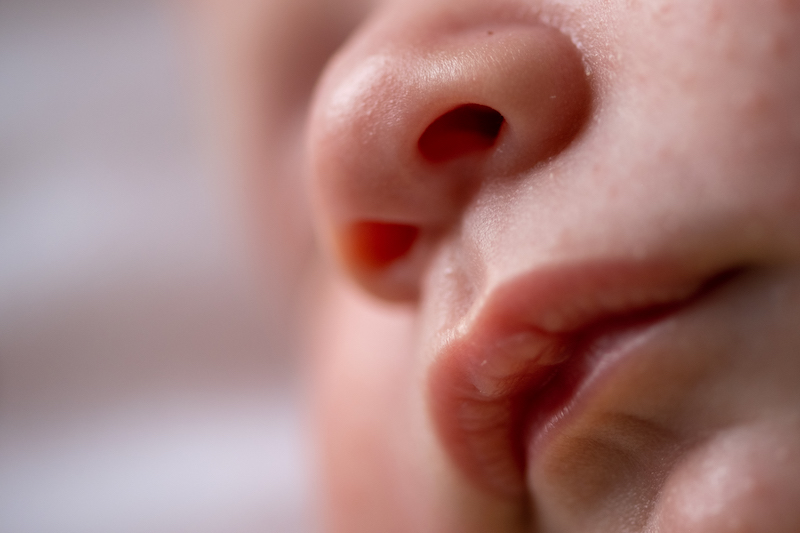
[426,261,741,498]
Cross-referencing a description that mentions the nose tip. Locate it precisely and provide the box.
[308,16,591,300]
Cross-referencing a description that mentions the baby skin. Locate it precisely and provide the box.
[198,0,800,531]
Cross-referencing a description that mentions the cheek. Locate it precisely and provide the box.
[309,279,418,531]
[309,277,471,533]
[653,424,800,533]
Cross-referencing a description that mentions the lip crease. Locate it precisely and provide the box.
[426,260,739,498]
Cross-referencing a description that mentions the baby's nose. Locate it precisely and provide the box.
[307,7,590,300]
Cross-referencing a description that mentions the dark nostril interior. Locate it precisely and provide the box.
[345,221,419,269]
[418,104,505,163]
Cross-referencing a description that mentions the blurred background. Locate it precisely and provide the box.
[0,0,317,531]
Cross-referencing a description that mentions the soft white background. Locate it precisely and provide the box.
[0,0,316,531]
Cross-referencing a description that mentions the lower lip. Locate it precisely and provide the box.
[521,305,680,463]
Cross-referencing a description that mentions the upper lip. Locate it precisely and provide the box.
[426,257,737,498]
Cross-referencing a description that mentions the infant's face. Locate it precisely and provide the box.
[200,0,800,531]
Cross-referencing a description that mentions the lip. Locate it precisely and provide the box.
[426,259,738,498]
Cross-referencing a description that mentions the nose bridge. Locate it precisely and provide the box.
[308,12,590,300]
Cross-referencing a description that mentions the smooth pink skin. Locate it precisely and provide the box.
[197,0,800,531]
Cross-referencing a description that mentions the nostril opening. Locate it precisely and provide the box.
[418,104,505,163]
[345,221,419,269]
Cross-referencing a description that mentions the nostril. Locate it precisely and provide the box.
[418,104,505,163]
[345,221,420,269]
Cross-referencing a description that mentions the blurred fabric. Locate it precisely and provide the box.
[0,0,316,531]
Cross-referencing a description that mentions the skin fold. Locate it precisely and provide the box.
[194,0,800,531]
